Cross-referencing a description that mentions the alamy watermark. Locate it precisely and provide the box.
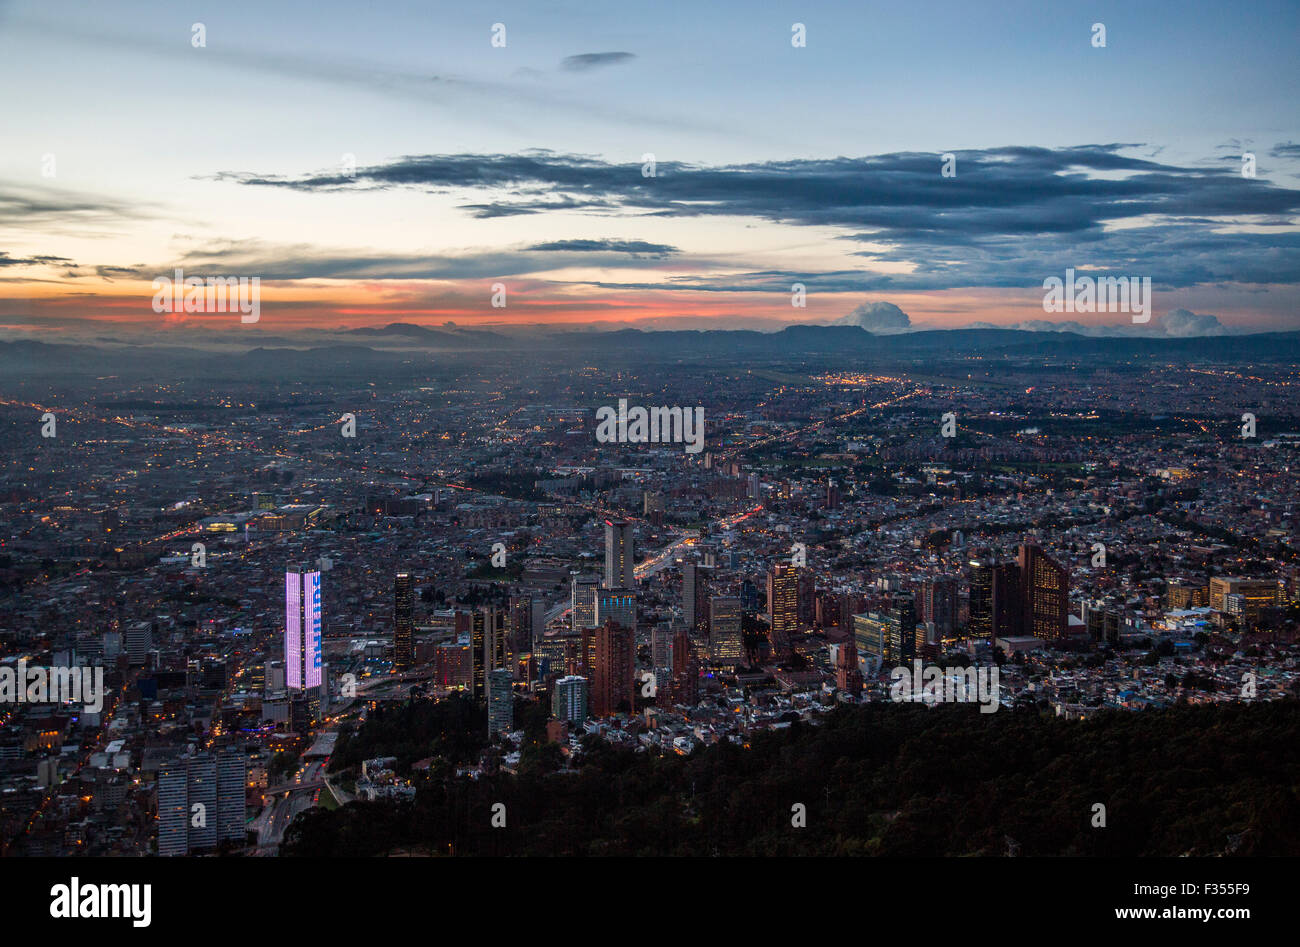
[0,663,105,713]
[1042,268,1151,323]
[152,268,260,323]
[595,398,704,454]
[890,660,1000,713]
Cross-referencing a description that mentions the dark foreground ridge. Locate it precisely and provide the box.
[283,698,1300,857]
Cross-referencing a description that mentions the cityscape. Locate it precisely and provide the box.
[1,0,1297,928]
[2,338,1298,859]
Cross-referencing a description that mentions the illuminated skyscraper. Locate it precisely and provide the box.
[285,567,323,724]
[967,559,993,639]
[393,571,413,672]
[1018,544,1069,639]
[473,606,506,699]
[708,596,744,669]
[604,520,635,588]
[571,573,599,634]
[767,563,800,642]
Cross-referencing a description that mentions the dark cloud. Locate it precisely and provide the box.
[527,239,676,256]
[561,52,636,71]
[217,145,1300,291]
[0,251,74,267]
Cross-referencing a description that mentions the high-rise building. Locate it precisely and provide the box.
[919,577,958,639]
[604,520,635,588]
[853,596,916,666]
[473,606,506,699]
[651,625,675,681]
[571,573,599,634]
[1018,544,1069,639]
[888,593,917,663]
[157,752,246,856]
[797,570,816,627]
[487,668,514,736]
[767,563,800,642]
[552,675,589,725]
[507,595,533,662]
[708,596,744,669]
[669,629,698,705]
[393,572,414,672]
[835,637,863,694]
[124,621,152,667]
[285,566,323,692]
[591,619,634,717]
[682,562,712,634]
[992,562,1023,639]
[967,560,993,639]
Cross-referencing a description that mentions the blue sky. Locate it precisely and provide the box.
[2,0,1298,334]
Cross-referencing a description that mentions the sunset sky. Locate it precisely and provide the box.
[2,0,1298,338]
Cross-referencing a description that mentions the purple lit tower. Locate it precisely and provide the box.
[285,565,323,728]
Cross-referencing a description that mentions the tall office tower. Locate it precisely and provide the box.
[991,562,1023,638]
[604,520,635,588]
[552,675,590,725]
[530,599,546,651]
[124,621,153,667]
[682,562,712,634]
[156,760,189,857]
[595,587,637,636]
[967,559,993,639]
[471,609,486,699]
[919,577,958,639]
[888,593,917,663]
[393,571,414,672]
[216,752,246,845]
[797,570,816,627]
[835,637,863,694]
[487,668,514,736]
[285,566,323,725]
[740,578,760,612]
[670,629,698,704]
[748,473,761,499]
[571,573,599,634]
[651,625,675,681]
[508,595,534,659]
[157,752,247,856]
[707,596,744,669]
[825,479,841,510]
[591,619,635,717]
[1018,544,1069,639]
[767,563,801,643]
[473,606,507,699]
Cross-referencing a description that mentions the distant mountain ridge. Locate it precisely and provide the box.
[2,324,1298,378]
